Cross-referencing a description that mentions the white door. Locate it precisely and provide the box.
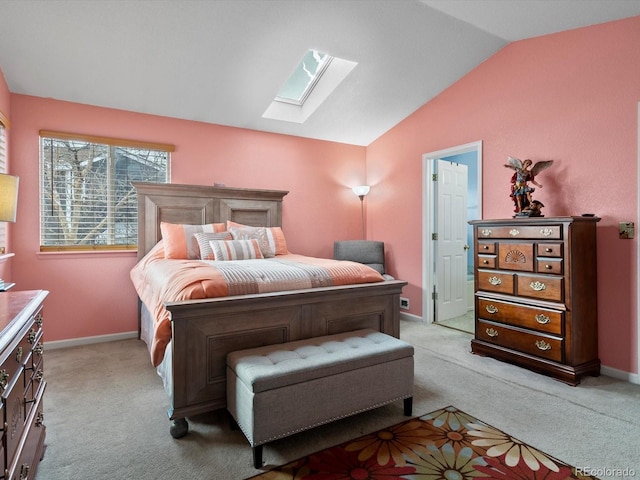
[436,159,468,321]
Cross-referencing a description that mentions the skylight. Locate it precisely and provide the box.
[263,50,357,124]
[275,50,333,106]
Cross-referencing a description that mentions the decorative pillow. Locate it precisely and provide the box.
[209,239,264,261]
[160,222,226,259]
[194,231,233,260]
[227,221,288,256]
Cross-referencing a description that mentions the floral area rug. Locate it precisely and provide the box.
[247,406,597,479]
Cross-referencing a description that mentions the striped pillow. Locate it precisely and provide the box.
[160,222,227,259]
[194,231,233,260]
[227,221,288,256]
[209,239,264,261]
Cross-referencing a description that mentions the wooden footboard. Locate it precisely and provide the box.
[165,279,406,437]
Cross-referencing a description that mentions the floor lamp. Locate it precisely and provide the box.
[352,185,370,239]
[0,173,19,290]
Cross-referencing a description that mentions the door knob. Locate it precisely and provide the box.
[463,244,470,250]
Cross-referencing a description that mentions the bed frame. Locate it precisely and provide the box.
[133,182,407,438]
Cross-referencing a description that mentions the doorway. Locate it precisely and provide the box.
[422,141,482,333]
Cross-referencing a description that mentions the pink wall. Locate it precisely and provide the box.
[8,95,366,343]
[368,17,640,374]
[0,69,12,283]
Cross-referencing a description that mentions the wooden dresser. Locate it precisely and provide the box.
[0,290,48,480]
[469,217,599,385]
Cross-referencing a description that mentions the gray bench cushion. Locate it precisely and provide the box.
[227,329,413,393]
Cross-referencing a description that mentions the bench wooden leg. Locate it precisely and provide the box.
[253,445,263,469]
[403,397,413,416]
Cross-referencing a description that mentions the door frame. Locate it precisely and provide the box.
[422,141,482,324]
[636,102,640,382]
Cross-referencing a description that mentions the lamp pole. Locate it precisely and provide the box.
[352,185,370,240]
[359,195,366,239]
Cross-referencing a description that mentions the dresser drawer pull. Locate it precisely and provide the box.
[34,313,43,328]
[485,304,498,314]
[530,281,546,291]
[35,369,44,383]
[15,346,23,363]
[535,314,551,324]
[27,328,37,344]
[481,229,492,237]
[485,328,499,337]
[0,370,8,394]
[19,464,30,480]
[544,247,553,253]
[540,228,554,237]
[509,229,520,236]
[482,245,490,250]
[482,259,490,265]
[544,264,553,270]
[535,340,552,351]
[34,343,44,356]
[488,276,502,286]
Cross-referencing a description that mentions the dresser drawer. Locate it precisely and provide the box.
[477,242,495,254]
[477,320,563,362]
[477,255,495,269]
[476,298,562,335]
[0,401,4,473]
[536,258,563,275]
[6,382,45,480]
[537,243,563,258]
[497,243,534,271]
[0,331,33,390]
[4,365,27,468]
[478,270,514,295]
[477,225,562,240]
[516,274,563,302]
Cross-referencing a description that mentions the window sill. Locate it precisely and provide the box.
[37,250,137,259]
[0,252,15,264]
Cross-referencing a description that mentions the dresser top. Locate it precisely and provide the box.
[0,290,49,349]
[469,216,600,226]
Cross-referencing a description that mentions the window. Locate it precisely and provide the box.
[40,131,172,251]
[263,49,357,124]
[275,50,333,105]
[0,113,8,254]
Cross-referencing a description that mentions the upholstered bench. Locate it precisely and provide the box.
[226,328,414,468]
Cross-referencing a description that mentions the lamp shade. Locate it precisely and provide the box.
[352,185,370,197]
[0,174,19,222]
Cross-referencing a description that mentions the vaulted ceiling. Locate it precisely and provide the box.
[1,0,639,146]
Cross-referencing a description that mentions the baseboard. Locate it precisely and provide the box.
[45,331,139,350]
[400,311,422,323]
[601,364,639,385]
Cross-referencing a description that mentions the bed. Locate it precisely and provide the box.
[130,182,407,438]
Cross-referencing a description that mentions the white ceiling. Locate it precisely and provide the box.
[1,0,639,146]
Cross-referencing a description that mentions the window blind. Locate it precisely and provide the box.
[39,132,171,250]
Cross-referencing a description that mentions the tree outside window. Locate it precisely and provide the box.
[40,135,170,250]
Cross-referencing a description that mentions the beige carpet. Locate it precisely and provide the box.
[435,310,474,334]
[36,320,640,480]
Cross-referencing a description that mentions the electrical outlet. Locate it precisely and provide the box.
[400,297,410,309]
[619,221,634,239]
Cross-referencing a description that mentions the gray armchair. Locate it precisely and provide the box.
[333,240,394,280]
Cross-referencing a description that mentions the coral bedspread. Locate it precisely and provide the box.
[130,242,385,366]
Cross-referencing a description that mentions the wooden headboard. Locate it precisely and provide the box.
[133,182,289,259]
